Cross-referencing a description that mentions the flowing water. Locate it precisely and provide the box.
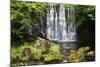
[46,4,76,42]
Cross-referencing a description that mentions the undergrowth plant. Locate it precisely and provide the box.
[44,43,63,62]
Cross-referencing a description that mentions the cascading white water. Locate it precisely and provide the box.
[46,4,76,42]
[67,7,76,42]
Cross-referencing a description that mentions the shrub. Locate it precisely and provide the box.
[44,43,63,62]
[67,46,92,63]
[11,47,19,63]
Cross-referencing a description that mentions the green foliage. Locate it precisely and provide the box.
[11,1,48,42]
[11,47,19,62]
[18,44,43,62]
[11,42,63,65]
[44,54,54,61]
[44,43,63,61]
[32,47,42,60]
[75,5,95,28]
[67,46,90,62]
[77,47,90,52]
[19,45,33,62]
[87,51,95,56]
[11,41,95,65]
[11,42,43,64]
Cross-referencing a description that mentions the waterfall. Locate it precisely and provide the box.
[47,4,57,40]
[46,4,76,42]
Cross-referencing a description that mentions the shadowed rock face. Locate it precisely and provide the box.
[76,20,95,50]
